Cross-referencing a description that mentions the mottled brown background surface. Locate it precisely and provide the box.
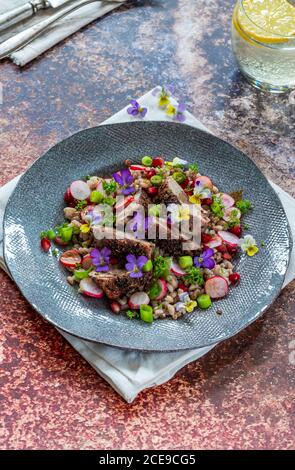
[0,0,294,450]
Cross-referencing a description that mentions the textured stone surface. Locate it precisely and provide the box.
[0,0,294,450]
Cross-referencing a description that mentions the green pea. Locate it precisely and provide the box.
[47,229,56,240]
[140,305,154,323]
[173,171,186,184]
[150,175,163,187]
[149,281,161,299]
[59,226,73,242]
[142,156,153,167]
[90,190,104,204]
[142,260,153,272]
[74,269,90,281]
[178,256,193,270]
[197,294,212,309]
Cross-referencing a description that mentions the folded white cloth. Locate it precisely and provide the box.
[1,88,295,403]
[0,0,123,66]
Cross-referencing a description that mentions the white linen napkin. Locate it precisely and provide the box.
[0,0,124,66]
[1,88,295,403]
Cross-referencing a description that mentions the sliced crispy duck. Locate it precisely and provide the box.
[157,177,188,205]
[89,269,153,299]
[92,226,154,259]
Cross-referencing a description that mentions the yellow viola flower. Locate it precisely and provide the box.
[185,300,197,313]
[158,95,171,108]
[240,235,259,257]
[246,245,259,257]
[189,194,201,205]
[166,104,177,117]
[80,223,91,233]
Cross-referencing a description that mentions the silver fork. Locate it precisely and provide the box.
[0,0,126,60]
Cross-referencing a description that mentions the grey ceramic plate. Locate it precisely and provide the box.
[3,122,292,351]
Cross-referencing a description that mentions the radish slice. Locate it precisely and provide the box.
[81,254,93,270]
[70,180,91,201]
[223,207,241,222]
[130,165,148,172]
[205,236,222,249]
[195,175,213,190]
[115,195,134,212]
[220,193,235,209]
[205,276,229,299]
[79,278,104,298]
[155,279,168,301]
[218,230,240,246]
[128,291,150,309]
[60,249,81,269]
[170,262,186,277]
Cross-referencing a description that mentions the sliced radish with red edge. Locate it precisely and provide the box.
[128,291,150,309]
[60,249,81,269]
[170,262,186,277]
[70,180,91,201]
[218,230,240,246]
[155,279,168,301]
[79,278,104,298]
[220,193,235,209]
[205,236,222,249]
[205,276,229,299]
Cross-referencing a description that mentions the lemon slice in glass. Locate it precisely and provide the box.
[234,0,295,43]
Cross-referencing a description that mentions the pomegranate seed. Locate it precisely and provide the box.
[229,273,241,285]
[152,157,164,168]
[110,301,121,314]
[229,225,242,237]
[180,178,190,189]
[223,253,232,261]
[227,243,238,254]
[41,238,51,252]
[178,284,188,292]
[64,187,74,204]
[148,187,158,196]
[201,198,213,206]
[54,236,69,246]
[146,169,156,180]
[217,244,227,253]
[201,233,213,244]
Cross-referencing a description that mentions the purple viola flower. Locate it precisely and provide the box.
[125,254,148,278]
[127,100,147,118]
[91,247,111,272]
[152,84,175,97]
[112,168,135,195]
[194,248,215,270]
[174,103,186,122]
[86,208,102,225]
[166,102,186,122]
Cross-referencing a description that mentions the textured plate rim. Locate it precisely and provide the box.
[3,121,293,352]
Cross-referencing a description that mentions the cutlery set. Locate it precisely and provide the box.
[0,0,125,59]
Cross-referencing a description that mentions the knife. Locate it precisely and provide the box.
[0,0,125,59]
[0,1,71,31]
[0,0,124,31]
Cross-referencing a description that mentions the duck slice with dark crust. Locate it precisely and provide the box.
[92,226,154,259]
[89,269,153,300]
[157,177,188,205]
